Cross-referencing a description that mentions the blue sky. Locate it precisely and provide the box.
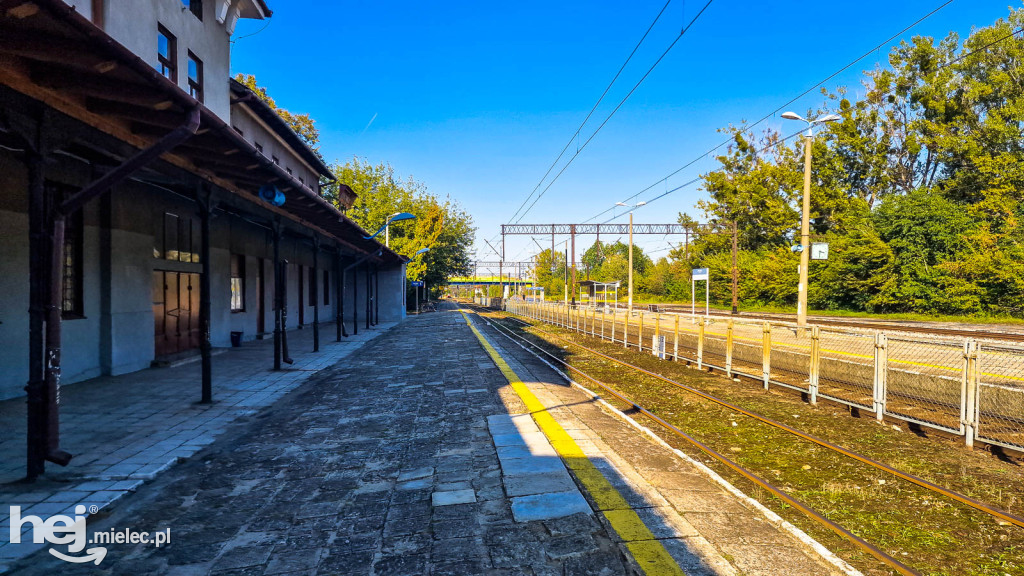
[231,0,1019,270]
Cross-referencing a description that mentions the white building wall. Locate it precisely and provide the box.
[100,0,233,120]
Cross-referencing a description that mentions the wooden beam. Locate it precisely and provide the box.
[0,27,118,73]
[30,63,175,110]
[88,98,184,129]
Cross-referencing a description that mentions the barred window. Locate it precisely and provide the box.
[53,183,85,319]
[230,254,245,312]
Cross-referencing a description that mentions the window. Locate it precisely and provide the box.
[286,167,293,175]
[49,183,84,319]
[230,254,245,312]
[182,0,203,20]
[157,25,176,82]
[323,270,330,305]
[271,155,279,166]
[254,142,263,154]
[159,212,199,262]
[187,52,203,102]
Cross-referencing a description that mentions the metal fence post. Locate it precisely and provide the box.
[638,312,645,352]
[725,319,734,377]
[673,315,680,362]
[762,321,771,390]
[697,317,705,370]
[623,310,629,349]
[963,339,979,447]
[809,326,820,405]
[873,332,888,422]
[654,313,661,356]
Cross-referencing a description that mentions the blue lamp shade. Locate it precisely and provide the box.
[258,184,285,207]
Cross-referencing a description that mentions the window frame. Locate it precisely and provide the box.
[157,24,177,82]
[185,0,203,20]
[50,183,85,320]
[230,253,246,313]
[187,51,204,102]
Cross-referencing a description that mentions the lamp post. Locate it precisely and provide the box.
[781,112,840,327]
[364,212,416,247]
[616,201,646,314]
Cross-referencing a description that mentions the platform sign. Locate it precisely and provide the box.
[810,243,829,261]
[411,281,424,287]
[691,268,709,317]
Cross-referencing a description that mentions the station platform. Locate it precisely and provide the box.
[2,303,856,575]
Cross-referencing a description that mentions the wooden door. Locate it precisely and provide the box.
[153,271,201,357]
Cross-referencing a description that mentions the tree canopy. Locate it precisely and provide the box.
[623,9,1024,318]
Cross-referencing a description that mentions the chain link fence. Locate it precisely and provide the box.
[506,299,1024,452]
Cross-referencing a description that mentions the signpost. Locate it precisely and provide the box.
[411,281,424,313]
[691,268,709,318]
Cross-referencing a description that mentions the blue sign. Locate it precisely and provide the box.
[411,281,424,287]
[692,268,709,281]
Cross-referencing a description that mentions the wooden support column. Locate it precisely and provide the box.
[374,267,379,325]
[352,264,358,335]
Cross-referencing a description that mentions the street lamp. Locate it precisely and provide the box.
[616,201,647,313]
[363,212,416,247]
[781,112,840,327]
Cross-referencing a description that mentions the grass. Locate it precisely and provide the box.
[480,305,1024,576]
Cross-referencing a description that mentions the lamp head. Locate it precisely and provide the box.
[781,111,805,122]
[636,201,647,207]
[388,212,416,223]
[414,247,430,255]
[615,202,627,207]
[815,114,842,124]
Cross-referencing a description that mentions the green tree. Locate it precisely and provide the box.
[233,74,322,159]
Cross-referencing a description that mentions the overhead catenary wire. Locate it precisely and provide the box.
[513,0,717,226]
[504,0,677,227]
[581,0,961,225]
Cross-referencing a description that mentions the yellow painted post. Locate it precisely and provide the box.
[762,321,771,390]
[697,317,705,370]
[673,315,680,362]
[725,319,734,377]
[809,326,820,404]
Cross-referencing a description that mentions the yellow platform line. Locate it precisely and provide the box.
[460,310,685,576]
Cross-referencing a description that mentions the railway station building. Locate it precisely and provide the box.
[0,0,407,476]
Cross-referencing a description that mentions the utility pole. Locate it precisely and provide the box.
[798,132,812,327]
[731,219,739,315]
[628,211,634,314]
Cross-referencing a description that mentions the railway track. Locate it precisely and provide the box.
[461,302,1024,576]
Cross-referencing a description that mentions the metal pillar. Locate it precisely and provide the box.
[312,236,320,352]
[337,253,347,339]
[570,224,576,305]
[196,186,214,403]
[365,264,371,330]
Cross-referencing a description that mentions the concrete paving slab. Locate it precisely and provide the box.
[511,491,593,522]
[432,489,476,506]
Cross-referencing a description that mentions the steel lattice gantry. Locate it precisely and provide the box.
[498,223,702,303]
